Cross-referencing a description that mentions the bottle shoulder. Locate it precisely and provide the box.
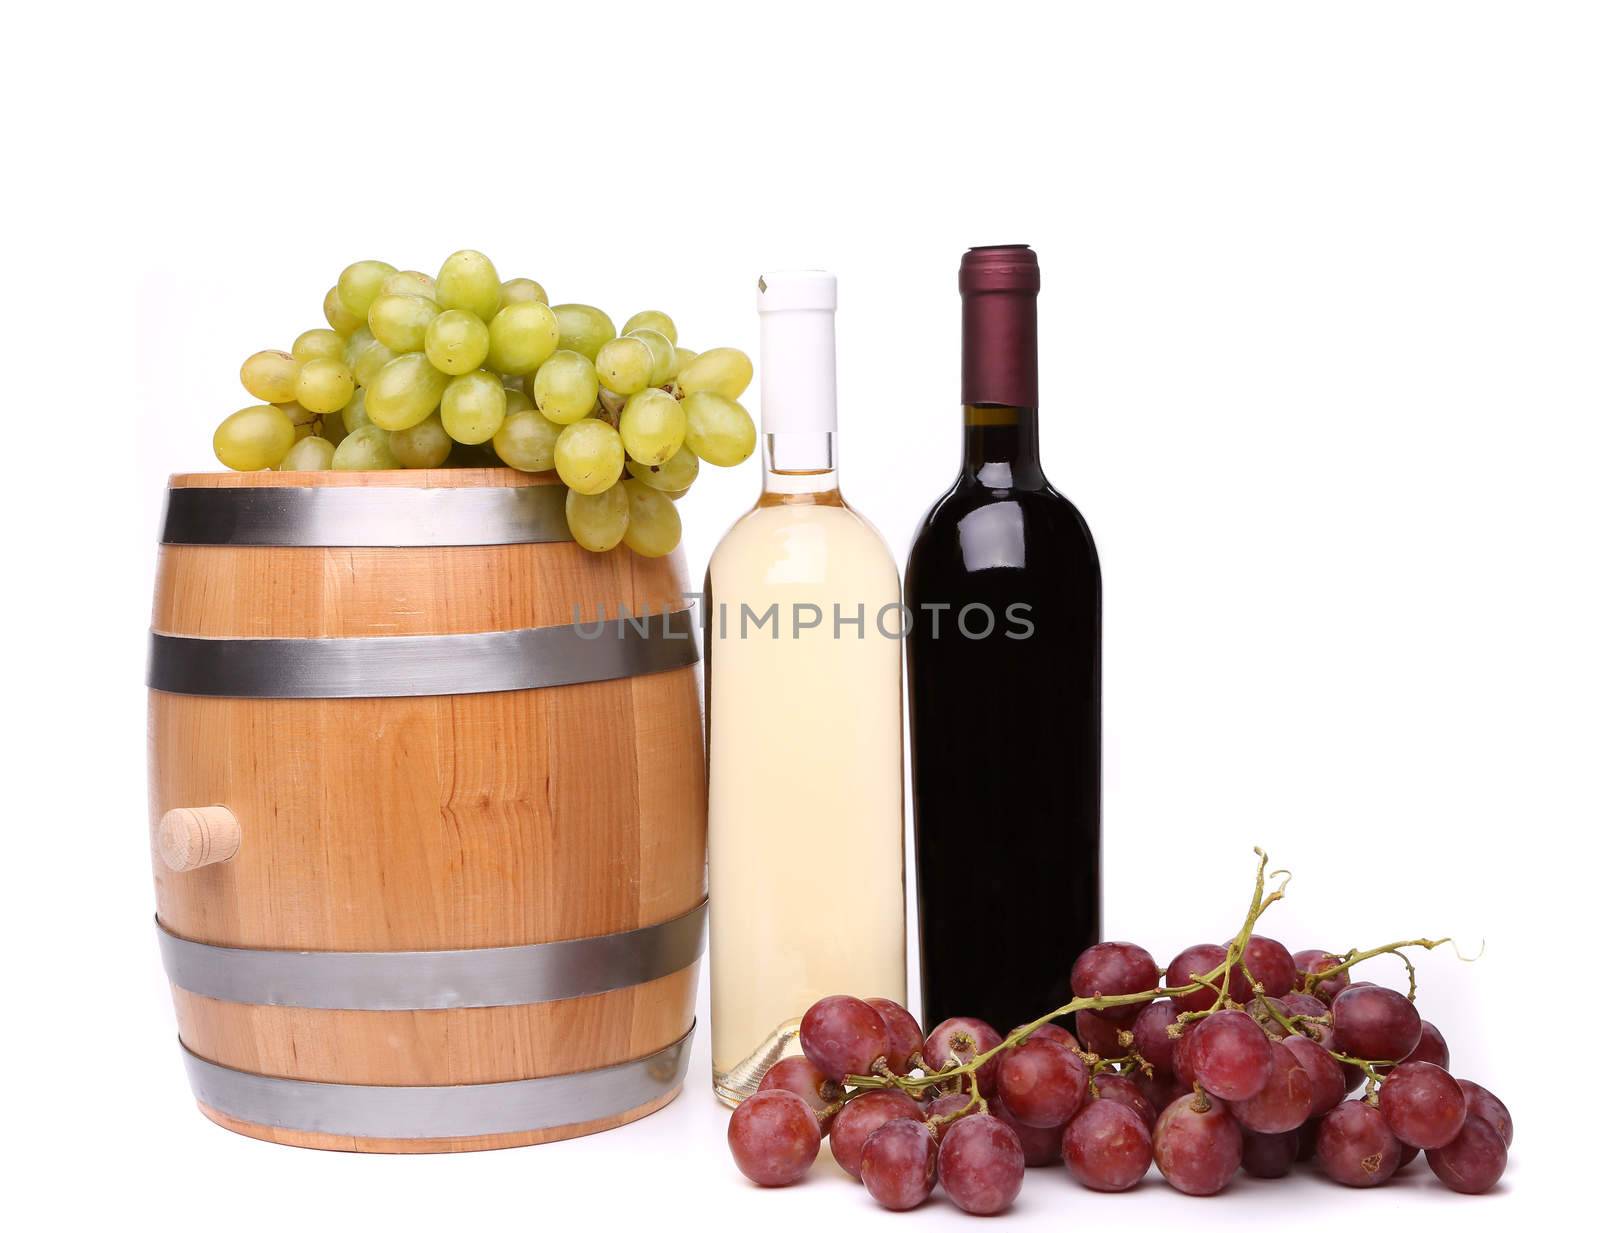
[909,480,1097,568]
[708,496,901,589]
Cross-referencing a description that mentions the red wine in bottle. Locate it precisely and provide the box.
[906,245,1101,1032]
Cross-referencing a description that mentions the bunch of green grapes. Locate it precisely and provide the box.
[212,250,757,556]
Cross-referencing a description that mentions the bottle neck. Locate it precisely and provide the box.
[962,405,1044,489]
[959,248,1041,490]
[762,430,841,499]
[757,274,841,502]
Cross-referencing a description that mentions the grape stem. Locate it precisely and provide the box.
[842,849,1452,1099]
[1303,938,1452,1001]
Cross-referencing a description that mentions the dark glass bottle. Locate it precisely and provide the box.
[906,244,1101,1033]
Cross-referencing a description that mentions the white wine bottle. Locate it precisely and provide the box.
[705,271,907,1105]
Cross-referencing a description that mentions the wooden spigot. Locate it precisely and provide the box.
[158,806,241,872]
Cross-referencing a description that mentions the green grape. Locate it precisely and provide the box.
[627,327,676,386]
[676,346,753,400]
[627,445,699,492]
[240,350,302,403]
[532,349,600,424]
[667,346,696,382]
[273,400,318,426]
[503,387,533,415]
[279,435,336,471]
[621,478,682,557]
[324,286,364,337]
[441,370,508,444]
[366,352,449,431]
[319,411,350,447]
[621,310,677,345]
[564,484,630,552]
[594,336,654,396]
[619,388,687,465]
[390,412,453,468]
[501,277,548,305]
[293,328,347,364]
[380,269,437,300]
[597,387,628,420]
[554,419,625,494]
[425,309,491,375]
[487,301,561,375]
[368,293,440,353]
[343,326,375,369]
[493,409,562,472]
[552,303,616,360]
[337,260,398,318]
[341,387,372,433]
[353,338,399,388]
[214,404,296,471]
[332,424,398,470]
[435,249,501,320]
[683,390,756,466]
[295,357,355,413]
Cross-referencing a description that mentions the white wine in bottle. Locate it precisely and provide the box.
[705,271,906,1105]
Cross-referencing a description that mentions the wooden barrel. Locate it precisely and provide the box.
[147,468,706,1152]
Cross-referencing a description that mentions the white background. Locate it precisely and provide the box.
[6,1,1596,1227]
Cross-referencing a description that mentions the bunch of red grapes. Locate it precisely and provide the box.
[726,856,1510,1213]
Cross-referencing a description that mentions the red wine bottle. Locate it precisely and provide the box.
[906,245,1101,1032]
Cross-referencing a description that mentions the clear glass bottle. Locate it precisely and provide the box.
[705,271,906,1105]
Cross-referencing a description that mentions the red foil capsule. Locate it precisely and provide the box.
[960,244,1040,409]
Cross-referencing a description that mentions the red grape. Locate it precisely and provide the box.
[1246,996,1292,1039]
[1279,991,1333,1041]
[1282,1033,1345,1117]
[991,1093,1066,1166]
[1231,1038,1315,1133]
[865,997,924,1073]
[757,1057,841,1135]
[1152,1092,1244,1195]
[1241,1130,1299,1178]
[1173,1025,1199,1089]
[1457,1079,1513,1146]
[1296,1117,1322,1161]
[1137,1070,1185,1115]
[1013,1021,1078,1050]
[938,1113,1025,1215]
[1074,1008,1126,1057]
[1397,1019,1449,1071]
[829,1091,922,1180]
[1426,1115,1508,1194]
[1241,936,1297,998]
[997,1038,1089,1127]
[1168,943,1246,1012]
[860,1117,939,1210]
[1071,941,1160,1024]
[1316,1099,1402,1187]
[1063,1099,1153,1191]
[1378,1060,1466,1149]
[800,995,890,1081]
[924,1092,976,1143]
[1188,1009,1273,1101]
[1091,1071,1158,1130]
[728,1089,822,1186]
[1397,1142,1422,1171]
[1132,1000,1180,1077]
[923,1017,1004,1097]
[1331,986,1422,1063]
[1293,949,1351,1003]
